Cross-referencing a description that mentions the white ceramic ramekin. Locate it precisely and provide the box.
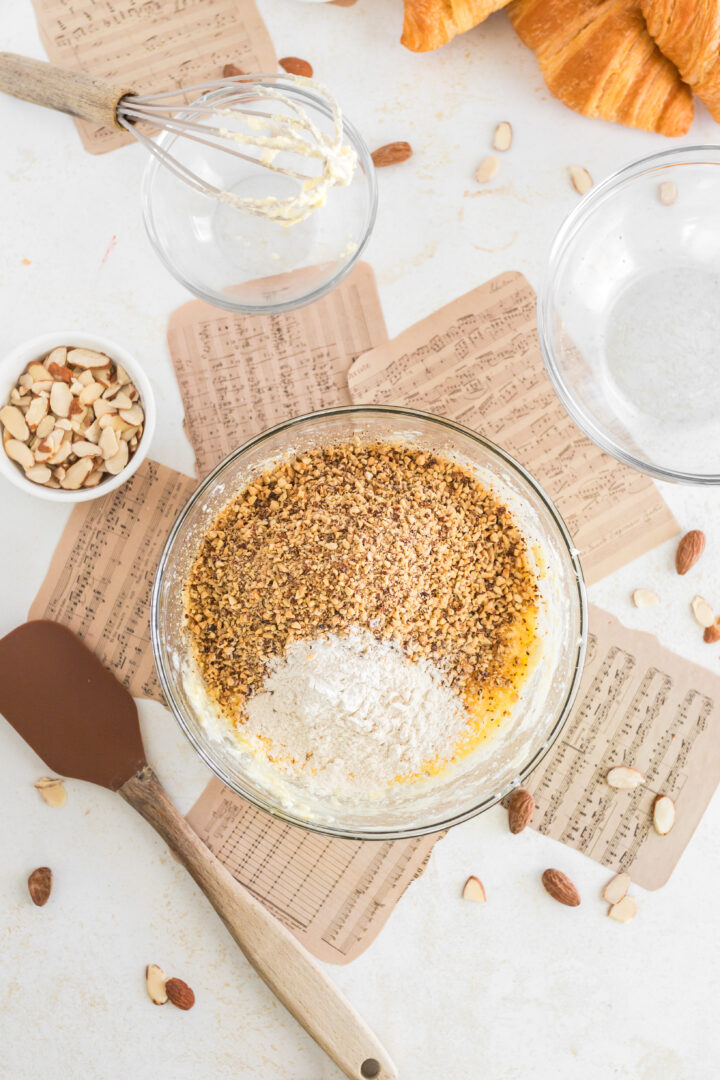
[0,331,156,503]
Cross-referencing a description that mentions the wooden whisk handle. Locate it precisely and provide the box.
[0,52,134,129]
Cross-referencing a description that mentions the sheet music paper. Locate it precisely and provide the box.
[186,778,440,963]
[30,0,277,154]
[521,606,720,889]
[28,459,197,702]
[168,262,388,477]
[347,270,679,585]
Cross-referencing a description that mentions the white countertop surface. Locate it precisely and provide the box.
[2,1,720,1076]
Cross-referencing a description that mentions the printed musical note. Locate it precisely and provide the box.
[31,0,277,153]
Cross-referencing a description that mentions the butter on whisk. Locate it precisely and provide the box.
[214,81,357,225]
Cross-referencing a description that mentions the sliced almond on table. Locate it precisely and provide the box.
[28,866,53,907]
[462,875,487,903]
[607,765,645,789]
[676,529,705,574]
[34,776,67,807]
[61,457,94,490]
[5,439,34,471]
[602,871,631,905]
[632,589,660,608]
[653,794,675,835]
[704,622,720,643]
[0,404,29,441]
[146,963,168,1005]
[691,595,714,628]
[66,348,111,369]
[223,62,245,78]
[569,165,593,195]
[50,381,72,418]
[541,868,580,906]
[608,895,638,923]
[475,155,500,183]
[492,121,513,152]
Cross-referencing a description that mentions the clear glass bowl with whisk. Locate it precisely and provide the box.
[141,78,377,314]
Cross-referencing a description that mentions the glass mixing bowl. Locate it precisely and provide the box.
[151,406,587,839]
[141,79,377,314]
[540,146,720,484]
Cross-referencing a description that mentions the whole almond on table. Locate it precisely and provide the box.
[541,868,580,907]
[165,977,195,1010]
[462,875,487,903]
[675,529,705,574]
[371,142,413,167]
[507,787,535,833]
[602,872,631,905]
[146,963,169,1005]
[279,56,313,78]
[28,866,53,906]
[606,766,645,790]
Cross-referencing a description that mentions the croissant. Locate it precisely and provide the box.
[507,0,693,136]
[641,0,720,120]
[402,0,512,52]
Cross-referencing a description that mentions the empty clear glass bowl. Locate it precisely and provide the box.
[540,146,720,484]
[151,406,587,840]
[141,79,376,314]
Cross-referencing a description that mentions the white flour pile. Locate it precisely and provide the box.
[242,630,468,795]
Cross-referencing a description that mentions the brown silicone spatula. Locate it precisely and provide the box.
[0,621,395,1080]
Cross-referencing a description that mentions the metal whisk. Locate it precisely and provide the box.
[0,54,353,219]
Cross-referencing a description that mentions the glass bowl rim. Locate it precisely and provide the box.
[141,76,378,316]
[539,144,720,486]
[151,403,588,840]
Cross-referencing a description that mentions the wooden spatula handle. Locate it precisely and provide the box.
[0,52,134,129]
[120,766,396,1080]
